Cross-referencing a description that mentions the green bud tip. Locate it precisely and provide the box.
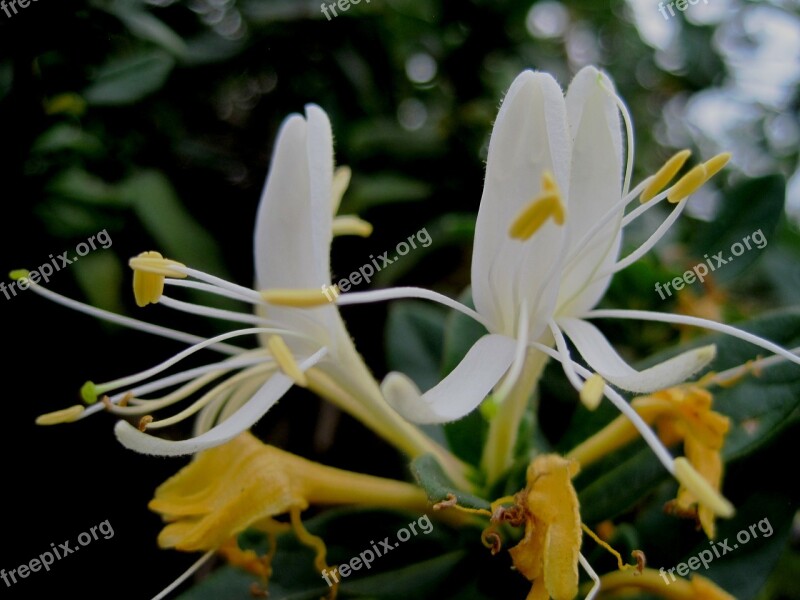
[9,269,30,281]
[80,381,98,405]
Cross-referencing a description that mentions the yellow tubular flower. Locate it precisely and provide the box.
[594,568,735,599]
[150,431,431,594]
[567,384,730,539]
[508,455,582,600]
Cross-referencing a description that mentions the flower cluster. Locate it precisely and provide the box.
[28,66,800,599]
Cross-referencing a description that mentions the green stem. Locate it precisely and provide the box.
[306,367,475,492]
[481,350,549,485]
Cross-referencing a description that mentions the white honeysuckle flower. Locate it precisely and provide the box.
[31,105,466,482]
[330,66,800,498]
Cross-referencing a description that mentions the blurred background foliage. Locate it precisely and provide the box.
[1,0,799,598]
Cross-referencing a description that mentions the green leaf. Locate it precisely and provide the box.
[32,124,104,156]
[106,0,188,57]
[690,175,784,282]
[342,173,432,214]
[411,454,490,509]
[84,51,175,105]
[385,301,446,391]
[47,168,124,206]
[339,551,465,597]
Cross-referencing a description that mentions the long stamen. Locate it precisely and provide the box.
[22,278,245,356]
[179,266,266,303]
[145,364,273,430]
[150,550,215,600]
[158,295,278,327]
[78,354,270,419]
[529,339,677,474]
[599,76,635,196]
[267,335,308,387]
[84,328,277,402]
[336,287,491,329]
[493,300,530,400]
[598,197,688,278]
[583,309,800,368]
[578,553,601,600]
[165,279,266,306]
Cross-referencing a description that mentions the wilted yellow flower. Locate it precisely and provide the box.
[150,431,430,595]
[567,383,730,538]
[507,454,583,600]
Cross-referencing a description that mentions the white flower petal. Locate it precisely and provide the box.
[115,349,327,455]
[381,334,517,424]
[558,317,716,392]
[254,104,334,290]
[558,66,624,317]
[472,70,571,338]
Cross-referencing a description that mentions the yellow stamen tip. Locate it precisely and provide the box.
[267,335,308,387]
[542,170,558,193]
[702,152,732,179]
[36,405,84,425]
[673,457,735,518]
[129,251,187,307]
[667,163,708,204]
[332,215,373,238]
[579,374,605,411]
[640,149,692,203]
[9,269,30,281]
[509,193,565,240]
[261,288,333,307]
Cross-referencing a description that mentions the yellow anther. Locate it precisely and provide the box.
[509,193,565,240]
[267,335,308,387]
[639,149,692,203]
[331,165,352,215]
[509,171,565,240]
[542,170,558,193]
[673,457,734,518]
[261,288,333,307]
[579,374,605,411]
[332,215,373,238]
[36,405,85,425]
[667,163,708,204]
[130,251,187,308]
[9,269,30,281]
[702,152,732,179]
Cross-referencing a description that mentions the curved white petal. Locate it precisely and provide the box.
[253,105,346,346]
[558,317,716,392]
[472,70,571,338]
[381,334,517,424]
[115,349,327,455]
[254,105,333,290]
[557,66,624,317]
